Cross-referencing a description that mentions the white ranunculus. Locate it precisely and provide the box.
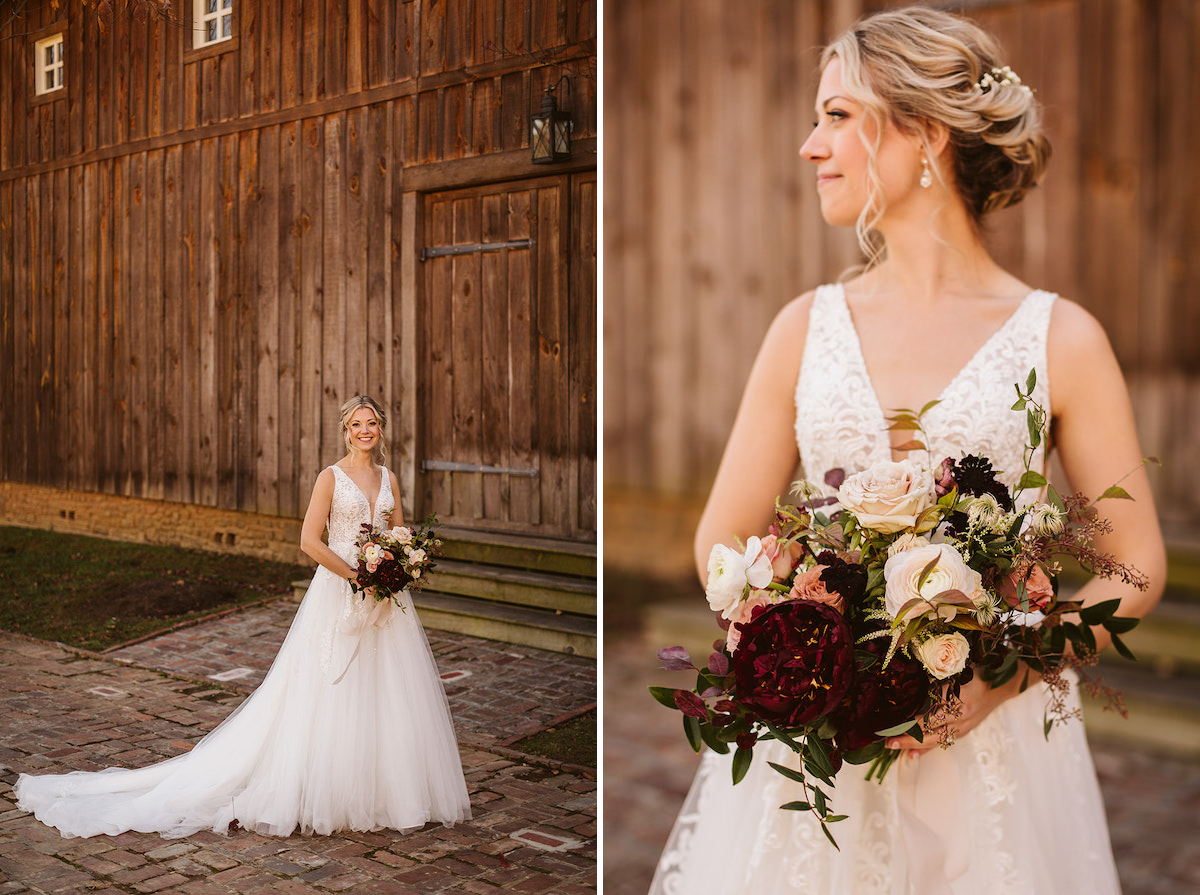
[915,632,970,679]
[705,537,774,620]
[362,543,384,563]
[883,543,982,621]
[838,459,936,533]
[408,548,427,566]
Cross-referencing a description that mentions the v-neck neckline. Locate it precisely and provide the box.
[832,282,1041,460]
[333,463,383,522]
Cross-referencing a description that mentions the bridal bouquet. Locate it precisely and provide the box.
[651,372,1148,845]
[350,514,443,606]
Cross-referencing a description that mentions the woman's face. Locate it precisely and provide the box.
[799,58,925,228]
[346,407,381,453]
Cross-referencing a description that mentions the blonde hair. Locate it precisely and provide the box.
[823,6,1051,263]
[339,395,389,466]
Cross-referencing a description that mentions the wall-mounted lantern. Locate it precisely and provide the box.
[531,77,572,164]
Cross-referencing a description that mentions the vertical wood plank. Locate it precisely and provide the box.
[344,106,368,397]
[280,0,301,110]
[52,168,69,488]
[197,138,219,505]
[479,190,510,523]
[299,117,325,484]
[257,126,282,516]
[144,150,165,500]
[397,188,419,518]
[322,112,346,459]
[506,188,535,525]
[0,182,13,475]
[163,145,184,502]
[450,194,483,521]
[571,172,597,534]
[278,120,301,516]
[366,103,392,406]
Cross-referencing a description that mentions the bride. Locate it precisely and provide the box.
[15,394,471,839]
[650,7,1164,894]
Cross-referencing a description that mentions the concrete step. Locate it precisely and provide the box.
[426,559,596,616]
[410,591,596,659]
[438,526,596,578]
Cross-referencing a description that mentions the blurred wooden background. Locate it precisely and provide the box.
[604,0,1200,576]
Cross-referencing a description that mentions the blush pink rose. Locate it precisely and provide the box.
[1000,565,1055,611]
[915,632,970,679]
[758,535,805,581]
[787,566,846,614]
[724,588,776,652]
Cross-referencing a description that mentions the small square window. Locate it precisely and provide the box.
[35,33,65,95]
[194,0,233,49]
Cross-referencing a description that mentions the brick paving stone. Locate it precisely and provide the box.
[604,628,1200,895]
[0,629,594,893]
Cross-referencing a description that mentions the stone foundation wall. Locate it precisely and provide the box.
[0,481,310,566]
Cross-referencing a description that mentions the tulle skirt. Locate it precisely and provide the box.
[14,565,471,839]
[650,675,1121,895]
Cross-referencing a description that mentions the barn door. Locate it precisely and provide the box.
[418,174,596,541]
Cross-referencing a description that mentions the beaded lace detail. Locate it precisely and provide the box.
[795,283,1055,493]
[327,465,394,562]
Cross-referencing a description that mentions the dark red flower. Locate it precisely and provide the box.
[832,636,932,753]
[730,601,855,730]
[816,551,868,604]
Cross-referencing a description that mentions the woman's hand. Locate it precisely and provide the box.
[885,671,1037,754]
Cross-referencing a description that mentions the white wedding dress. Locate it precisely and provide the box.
[15,464,471,839]
[650,284,1122,894]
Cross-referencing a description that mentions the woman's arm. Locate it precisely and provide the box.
[300,468,358,580]
[694,294,814,584]
[385,470,403,527]
[1048,299,1167,645]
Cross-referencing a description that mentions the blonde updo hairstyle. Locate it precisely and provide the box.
[339,395,389,466]
[824,6,1051,259]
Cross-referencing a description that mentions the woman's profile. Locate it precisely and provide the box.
[15,394,471,838]
[650,7,1165,893]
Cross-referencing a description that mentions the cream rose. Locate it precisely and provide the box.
[915,632,970,679]
[390,526,414,545]
[883,543,983,621]
[838,459,935,533]
[408,548,427,566]
[705,538,774,620]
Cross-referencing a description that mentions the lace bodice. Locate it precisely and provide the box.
[795,283,1055,493]
[327,465,395,561]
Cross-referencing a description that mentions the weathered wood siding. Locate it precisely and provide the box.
[603,0,1200,526]
[1,0,597,540]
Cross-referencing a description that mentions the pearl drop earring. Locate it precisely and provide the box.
[920,157,933,189]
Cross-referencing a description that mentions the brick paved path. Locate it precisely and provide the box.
[105,600,596,748]
[0,608,595,894]
[605,631,1200,895]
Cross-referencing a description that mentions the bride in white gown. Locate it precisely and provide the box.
[15,395,471,839]
[650,8,1164,895]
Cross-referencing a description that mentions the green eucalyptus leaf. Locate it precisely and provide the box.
[1102,615,1140,634]
[1099,485,1134,501]
[820,820,841,851]
[1079,598,1122,626]
[1027,411,1042,449]
[767,761,807,784]
[683,715,703,753]
[649,686,682,710]
[700,724,731,755]
[1026,368,1037,393]
[780,800,812,811]
[1110,633,1137,661]
[1017,471,1048,491]
[874,719,921,738]
[731,746,753,784]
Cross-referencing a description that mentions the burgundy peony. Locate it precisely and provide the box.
[832,636,932,753]
[730,600,856,730]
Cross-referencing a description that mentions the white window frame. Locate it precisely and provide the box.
[193,0,234,49]
[34,33,65,96]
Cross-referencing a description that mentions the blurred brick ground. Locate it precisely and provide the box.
[0,603,595,894]
[604,629,1200,895]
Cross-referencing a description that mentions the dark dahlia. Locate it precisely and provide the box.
[816,551,868,604]
[832,636,932,753]
[730,601,855,730]
[948,455,1013,512]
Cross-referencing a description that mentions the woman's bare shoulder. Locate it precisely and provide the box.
[1048,297,1117,370]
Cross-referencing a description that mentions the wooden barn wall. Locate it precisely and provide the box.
[0,0,597,536]
[603,0,1200,527]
